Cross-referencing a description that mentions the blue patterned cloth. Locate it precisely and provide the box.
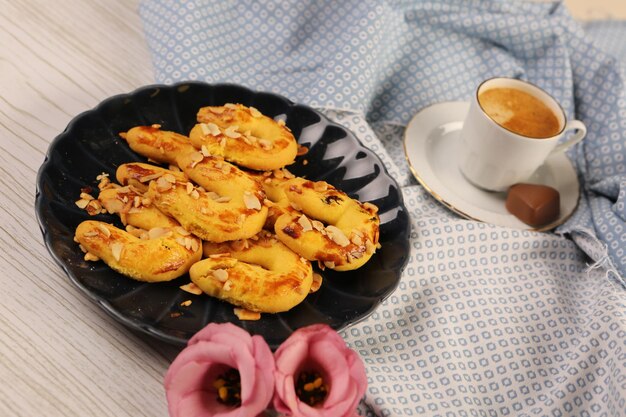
[140,1,626,415]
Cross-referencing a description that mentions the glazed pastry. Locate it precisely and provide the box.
[190,103,298,171]
[274,178,380,271]
[75,220,202,282]
[191,232,313,313]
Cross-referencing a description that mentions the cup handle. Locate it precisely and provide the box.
[549,120,587,155]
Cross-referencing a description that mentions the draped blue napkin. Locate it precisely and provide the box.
[140,1,626,416]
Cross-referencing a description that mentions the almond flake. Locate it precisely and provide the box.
[223,280,233,291]
[180,300,192,307]
[297,215,313,232]
[311,220,325,231]
[85,200,102,216]
[209,106,226,114]
[249,107,262,118]
[209,253,231,258]
[149,227,170,239]
[75,199,90,209]
[84,252,100,262]
[156,176,173,192]
[212,268,229,282]
[82,231,98,237]
[110,242,124,262]
[176,237,186,247]
[243,192,262,210]
[98,224,111,238]
[214,196,232,203]
[323,261,335,269]
[234,308,261,321]
[189,151,204,168]
[224,103,237,109]
[365,239,376,254]
[139,172,163,183]
[190,189,200,199]
[277,119,286,126]
[180,282,203,295]
[351,233,363,246]
[78,244,87,253]
[190,238,200,252]
[219,137,227,148]
[221,164,231,175]
[133,196,141,208]
[224,125,241,139]
[96,172,110,181]
[310,273,323,293]
[326,225,350,247]
[176,226,191,236]
[80,192,94,201]
[201,123,221,137]
[163,174,177,183]
[289,202,302,211]
[201,145,211,156]
[186,182,194,195]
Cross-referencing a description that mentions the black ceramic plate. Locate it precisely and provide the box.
[35,82,410,348]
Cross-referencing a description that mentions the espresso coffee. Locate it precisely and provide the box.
[478,87,561,139]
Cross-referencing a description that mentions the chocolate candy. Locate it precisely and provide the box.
[505,183,560,228]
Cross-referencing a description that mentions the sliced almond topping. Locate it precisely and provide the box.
[180,282,203,295]
[297,215,313,232]
[212,268,229,282]
[82,231,98,237]
[75,199,90,209]
[202,123,221,137]
[289,202,302,211]
[110,242,124,262]
[201,145,211,157]
[243,192,262,210]
[84,252,100,262]
[221,164,231,175]
[162,174,177,183]
[190,189,200,199]
[78,244,87,253]
[311,220,325,232]
[96,172,110,181]
[310,273,323,293]
[234,308,261,321]
[277,119,286,126]
[365,239,376,254]
[351,233,363,246]
[97,224,111,238]
[133,196,141,208]
[326,225,350,247]
[79,192,94,201]
[219,137,227,148]
[190,151,204,168]
[222,280,233,291]
[168,164,182,172]
[85,200,103,216]
[185,182,194,195]
[180,300,192,307]
[139,172,163,183]
[149,227,171,239]
[323,261,335,269]
[175,226,191,236]
[283,169,295,179]
[249,106,263,118]
[209,253,231,258]
[175,237,186,247]
[224,125,241,139]
[224,103,237,109]
[209,106,225,114]
[214,196,232,203]
[156,176,173,192]
[189,238,200,252]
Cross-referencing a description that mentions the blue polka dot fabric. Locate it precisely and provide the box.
[140,1,626,415]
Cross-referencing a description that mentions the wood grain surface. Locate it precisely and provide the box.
[0,1,618,416]
[0,1,179,416]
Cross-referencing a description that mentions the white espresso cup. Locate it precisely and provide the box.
[459,77,586,192]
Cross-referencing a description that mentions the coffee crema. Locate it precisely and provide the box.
[478,87,561,139]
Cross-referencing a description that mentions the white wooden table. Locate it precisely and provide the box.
[1,1,621,416]
[0,2,179,416]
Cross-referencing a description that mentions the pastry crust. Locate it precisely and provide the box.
[273,177,380,271]
[75,220,202,282]
[190,103,298,171]
[191,233,313,313]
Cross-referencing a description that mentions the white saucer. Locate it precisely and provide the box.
[403,101,580,231]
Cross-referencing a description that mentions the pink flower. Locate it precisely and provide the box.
[165,323,275,417]
[273,324,367,417]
